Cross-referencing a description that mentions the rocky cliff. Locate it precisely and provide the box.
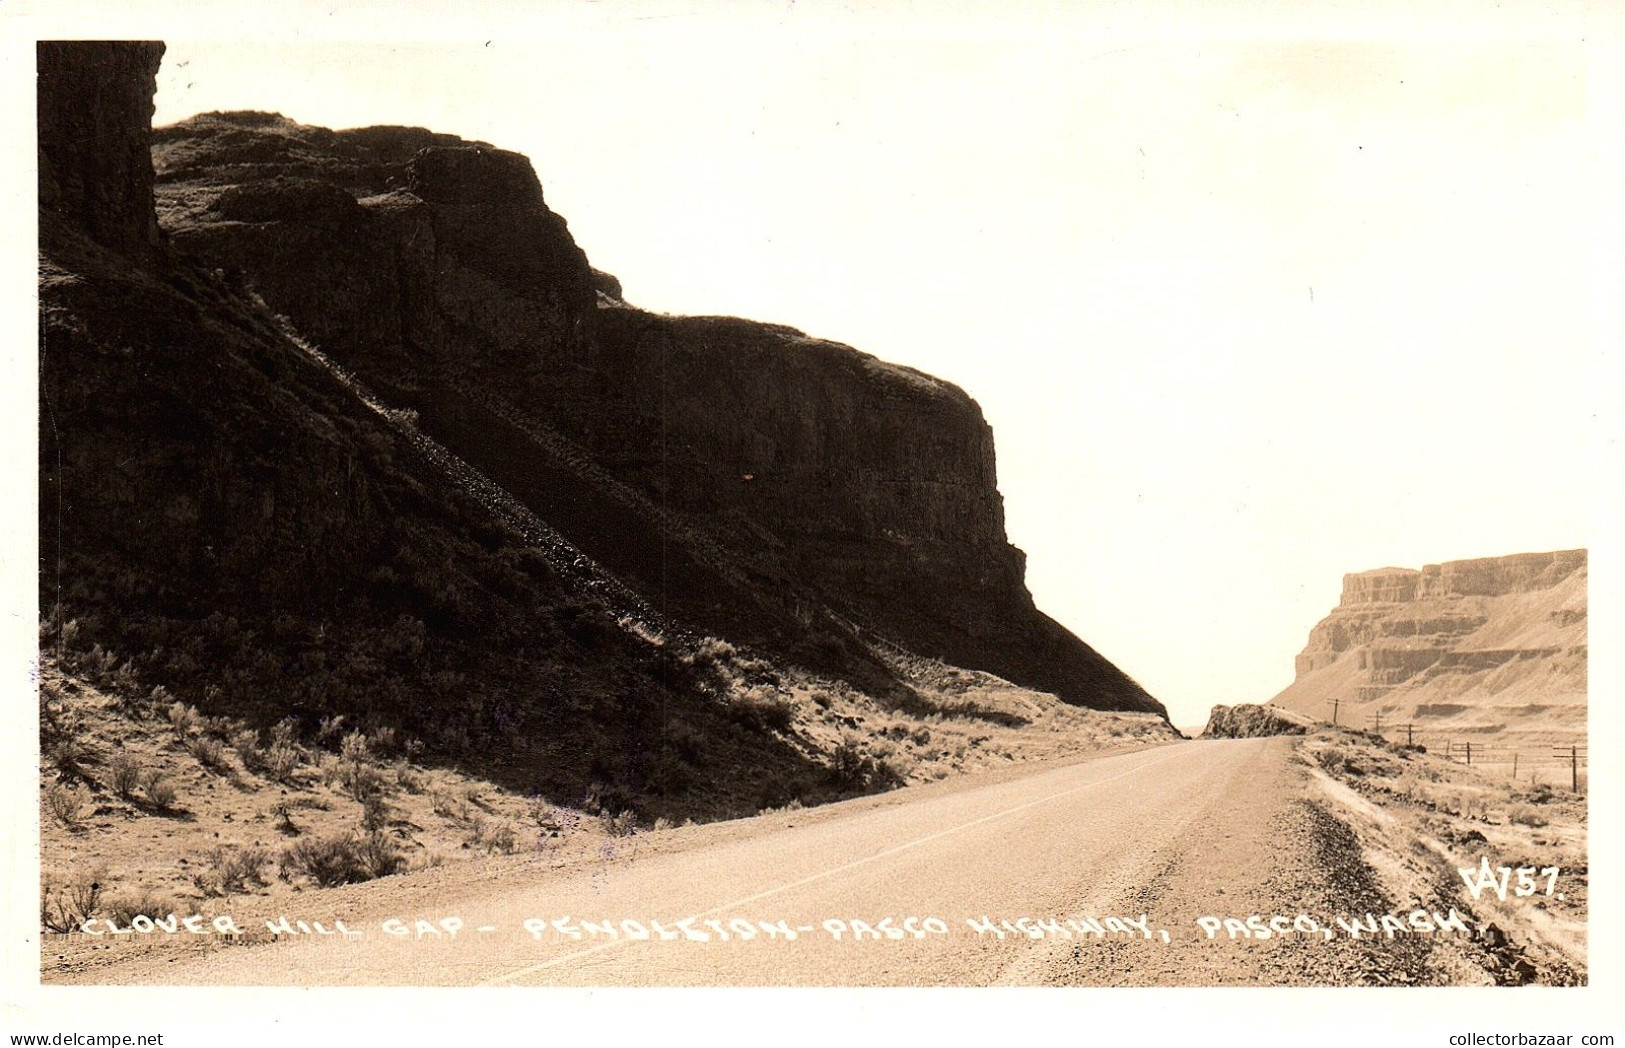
[37,42,166,258]
[147,108,1160,714]
[38,42,1165,826]
[1272,550,1586,750]
[40,43,888,820]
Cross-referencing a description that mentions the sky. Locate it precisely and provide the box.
[130,13,1608,730]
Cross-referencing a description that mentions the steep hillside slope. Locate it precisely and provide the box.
[1271,551,1586,752]
[39,42,854,818]
[149,109,1160,714]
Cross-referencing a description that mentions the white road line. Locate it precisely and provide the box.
[480,743,1195,985]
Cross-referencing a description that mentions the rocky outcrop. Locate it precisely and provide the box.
[39,42,857,820]
[153,114,596,390]
[148,110,1162,715]
[1273,550,1586,748]
[37,41,166,258]
[1201,703,1313,739]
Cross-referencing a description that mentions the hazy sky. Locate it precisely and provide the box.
[137,10,1600,728]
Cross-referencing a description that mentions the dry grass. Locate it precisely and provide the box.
[38,642,1176,935]
[1301,726,1588,983]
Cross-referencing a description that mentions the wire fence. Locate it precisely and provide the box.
[1359,719,1588,791]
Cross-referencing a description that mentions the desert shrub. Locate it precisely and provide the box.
[394,764,425,794]
[166,702,200,737]
[467,817,521,854]
[829,737,870,791]
[231,728,265,772]
[360,792,390,832]
[141,770,177,811]
[910,726,933,747]
[271,802,299,836]
[44,784,83,828]
[652,816,676,832]
[339,730,371,765]
[688,636,737,666]
[47,738,91,780]
[430,790,473,824]
[280,834,374,887]
[104,890,176,925]
[316,715,346,743]
[38,683,70,745]
[262,743,299,783]
[726,689,796,733]
[186,734,229,772]
[867,754,908,790]
[340,760,387,802]
[108,755,142,800]
[195,844,270,897]
[1508,804,1549,828]
[600,810,639,837]
[315,752,343,786]
[40,874,104,933]
[1523,783,1558,804]
[1314,746,1359,775]
[828,737,906,793]
[365,726,398,757]
[269,717,300,751]
[355,831,404,879]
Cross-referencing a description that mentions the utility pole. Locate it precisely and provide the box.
[1553,744,1585,792]
[1511,752,1518,779]
[1404,722,1415,747]
[1330,697,1341,727]
[1466,741,1472,766]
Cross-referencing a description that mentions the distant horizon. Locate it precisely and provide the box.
[143,24,1593,728]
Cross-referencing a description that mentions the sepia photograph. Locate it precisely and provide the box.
[5,0,1623,1042]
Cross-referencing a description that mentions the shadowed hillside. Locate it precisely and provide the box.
[39,41,1167,849]
[150,108,1162,714]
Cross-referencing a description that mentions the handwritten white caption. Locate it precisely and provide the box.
[76,910,1491,944]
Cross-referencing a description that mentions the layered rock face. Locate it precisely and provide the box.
[1273,550,1586,749]
[39,42,880,816]
[37,41,166,257]
[149,110,1160,714]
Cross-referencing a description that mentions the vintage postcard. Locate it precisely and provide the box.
[5,0,1623,1043]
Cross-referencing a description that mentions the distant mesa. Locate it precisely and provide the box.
[1272,549,1586,751]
